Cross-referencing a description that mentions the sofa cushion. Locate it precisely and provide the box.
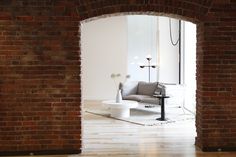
[137,81,157,96]
[121,81,139,97]
[123,94,160,105]
[123,94,143,102]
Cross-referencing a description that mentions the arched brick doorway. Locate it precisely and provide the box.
[0,0,235,156]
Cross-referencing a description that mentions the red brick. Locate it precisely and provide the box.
[0,0,235,155]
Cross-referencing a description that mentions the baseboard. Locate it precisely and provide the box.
[202,147,236,152]
[0,149,81,156]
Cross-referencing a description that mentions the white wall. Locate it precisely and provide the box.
[127,15,158,82]
[158,17,179,84]
[81,15,187,101]
[81,16,128,100]
[183,21,196,113]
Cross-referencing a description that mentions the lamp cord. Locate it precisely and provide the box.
[169,18,179,46]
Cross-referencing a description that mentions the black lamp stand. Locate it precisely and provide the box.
[140,57,156,82]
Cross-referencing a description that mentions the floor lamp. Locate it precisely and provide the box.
[139,55,156,82]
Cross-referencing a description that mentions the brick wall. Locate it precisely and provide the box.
[0,0,235,155]
[0,0,81,155]
[196,0,236,151]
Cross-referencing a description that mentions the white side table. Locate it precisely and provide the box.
[102,100,138,118]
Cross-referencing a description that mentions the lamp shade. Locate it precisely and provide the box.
[146,54,152,60]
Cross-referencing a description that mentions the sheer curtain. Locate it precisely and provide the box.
[127,15,158,82]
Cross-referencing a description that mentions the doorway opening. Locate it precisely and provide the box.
[80,14,197,155]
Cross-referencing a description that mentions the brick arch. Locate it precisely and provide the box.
[76,0,211,23]
[77,0,206,152]
[0,0,236,156]
[79,0,235,153]
[81,12,198,25]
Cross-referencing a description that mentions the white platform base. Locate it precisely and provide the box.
[102,100,138,118]
[110,108,130,118]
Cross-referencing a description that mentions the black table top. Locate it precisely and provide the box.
[153,94,170,98]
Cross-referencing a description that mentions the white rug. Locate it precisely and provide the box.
[85,106,195,126]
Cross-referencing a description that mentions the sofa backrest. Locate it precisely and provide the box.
[137,81,158,96]
[120,81,139,97]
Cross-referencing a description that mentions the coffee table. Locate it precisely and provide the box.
[102,100,138,118]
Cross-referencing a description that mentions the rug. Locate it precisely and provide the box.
[85,106,195,126]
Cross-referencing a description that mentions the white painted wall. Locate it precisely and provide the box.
[81,16,128,100]
[158,17,179,84]
[183,21,196,113]
[127,15,158,82]
[81,15,194,103]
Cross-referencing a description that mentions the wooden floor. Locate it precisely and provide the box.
[79,103,236,157]
[9,103,236,157]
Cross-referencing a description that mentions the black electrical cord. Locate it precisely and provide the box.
[169,18,180,46]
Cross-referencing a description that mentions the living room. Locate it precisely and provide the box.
[81,15,196,123]
[79,15,199,154]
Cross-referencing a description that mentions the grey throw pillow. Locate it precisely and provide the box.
[137,81,158,96]
[154,83,165,95]
[154,88,162,95]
